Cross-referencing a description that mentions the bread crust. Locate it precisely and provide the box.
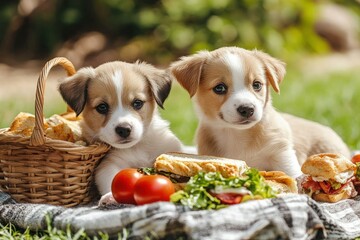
[260,171,298,193]
[312,190,351,203]
[8,112,36,137]
[301,153,356,179]
[154,153,248,178]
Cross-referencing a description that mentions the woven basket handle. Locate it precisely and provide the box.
[29,57,76,146]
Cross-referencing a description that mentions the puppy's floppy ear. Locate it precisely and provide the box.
[135,62,172,109]
[253,50,286,94]
[58,67,95,115]
[169,51,210,97]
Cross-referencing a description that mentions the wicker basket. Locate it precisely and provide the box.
[0,57,110,207]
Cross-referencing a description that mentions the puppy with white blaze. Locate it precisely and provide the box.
[59,61,184,199]
[170,46,350,178]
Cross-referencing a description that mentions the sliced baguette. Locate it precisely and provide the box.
[154,152,248,178]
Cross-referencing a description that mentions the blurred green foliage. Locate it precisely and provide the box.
[1,0,353,63]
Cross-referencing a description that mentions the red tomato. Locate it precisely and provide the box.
[133,175,175,205]
[111,168,143,204]
[210,192,243,205]
[352,154,360,163]
[319,181,331,194]
[301,177,321,192]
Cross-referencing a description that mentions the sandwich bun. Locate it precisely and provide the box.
[301,153,356,179]
[313,190,351,203]
[260,171,298,194]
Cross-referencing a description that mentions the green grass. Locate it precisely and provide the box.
[0,66,359,238]
[271,69,360,150]
[0,215,115,240]
[0,223,92,240]
[160,82,198,145]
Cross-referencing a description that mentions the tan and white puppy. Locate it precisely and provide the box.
[170,46,350,178]
[59,61,183,197]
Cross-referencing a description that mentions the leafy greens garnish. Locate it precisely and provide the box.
[138,167,157,175]
[170,168,276,210]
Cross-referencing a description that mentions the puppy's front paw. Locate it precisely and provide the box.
[98,192,117,206]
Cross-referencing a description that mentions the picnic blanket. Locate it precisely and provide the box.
[1,192,360,240]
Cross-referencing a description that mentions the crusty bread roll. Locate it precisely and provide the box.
[260,171,298,193]
[154,152,248,178]
[6,112,84,144]
[46,114,83,142]
[7,112,37,137]
[313,190,351,203]
[301,153,356,179]
[60,111,82,121]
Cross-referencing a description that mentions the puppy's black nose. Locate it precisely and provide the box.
[115,125,132,138]
[237,105,254,118]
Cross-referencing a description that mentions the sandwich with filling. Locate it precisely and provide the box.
[300,153,357,203]
[144,153,297,209]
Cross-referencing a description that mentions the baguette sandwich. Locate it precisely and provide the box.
[301,153,358,203]
[154,153,297,192]
[151,153,297,209]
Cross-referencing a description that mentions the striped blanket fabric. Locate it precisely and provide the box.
[0,192,360,239]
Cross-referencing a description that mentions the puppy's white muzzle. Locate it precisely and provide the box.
[219,92,263,129]
[99,108,144,149]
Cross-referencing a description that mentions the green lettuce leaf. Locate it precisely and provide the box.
[170,169,276,210]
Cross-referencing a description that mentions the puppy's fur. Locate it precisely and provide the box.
[170,47,350,178]
[59,61,183,196]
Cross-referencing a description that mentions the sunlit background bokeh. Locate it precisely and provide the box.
[0,0,359,149]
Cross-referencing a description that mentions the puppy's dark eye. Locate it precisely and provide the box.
[213,83,228,95]
[132,99,144,110]
[96,103,109,114]
[252,81,262,91]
